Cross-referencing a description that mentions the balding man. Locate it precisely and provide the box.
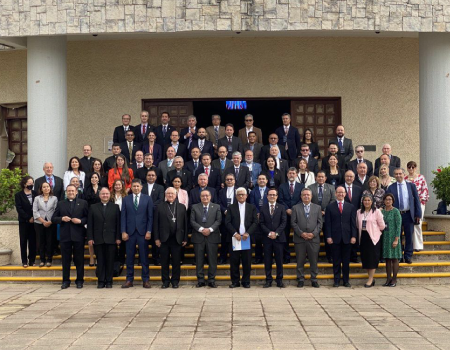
[79,145,95,174]
[328,124,354,163]
[375,144,401,169]
[34,162,64,200]
[354,162,369,189]
[374,154,396,177]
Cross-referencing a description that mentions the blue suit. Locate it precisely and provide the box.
[386,181,422,260]
[121,193,154,282]
[248,186,269,213]
[241,162,262,188]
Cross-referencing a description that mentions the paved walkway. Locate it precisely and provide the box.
[1,283,450,350]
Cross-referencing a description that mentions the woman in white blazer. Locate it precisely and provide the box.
[296,158,316,187]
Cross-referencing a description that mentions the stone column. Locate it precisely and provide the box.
[27,36,67,179]
[419,33,450,214]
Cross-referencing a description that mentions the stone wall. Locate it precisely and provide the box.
[0,0,447,37]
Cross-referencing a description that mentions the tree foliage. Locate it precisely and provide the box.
[431,166,450,204]
[0,168,25,215]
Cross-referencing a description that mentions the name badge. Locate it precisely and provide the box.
[227,198,231,206]
[269,178,275,187]
[362,220,367,229]
[259,199,263,208]
[228,145,233,152]
[283,135,287,143]
[340,147,345,154]
[331,179,336,186]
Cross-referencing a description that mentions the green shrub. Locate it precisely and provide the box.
[0,168,25,215]
[431,166,450,204]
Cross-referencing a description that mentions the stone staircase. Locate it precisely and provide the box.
[1,222,449,286]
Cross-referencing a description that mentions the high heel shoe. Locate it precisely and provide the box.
[389,281,397,287]
[382,280,391,287]
[364,280,375,288]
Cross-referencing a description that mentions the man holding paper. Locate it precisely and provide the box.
[225,187,258,288]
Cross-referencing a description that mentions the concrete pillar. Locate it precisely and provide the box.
[419,33,450,214]
[27,36,67,179]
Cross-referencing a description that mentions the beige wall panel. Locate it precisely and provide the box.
[0,50,27,103]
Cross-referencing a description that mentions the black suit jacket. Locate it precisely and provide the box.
[34,176,64,201]
[103,155,118,174]
[153,201,188,245]
[79,156,95,173]
[346,159,374,177]
[324,201,357,244]
[154,124,176,149]
[354,176,370,190]
[218,187,237,213]
[259,203,287,242]
[113,125,134,144]
[217,136,243,159]
[223,165,251,189]
[328,137,354,163]
[141,182,165,208]
[189,187,218,205]
[166,169,193,191]
[52,198,89,242]
[260,169,286,189]
[343,184,363,208]
[180,127,199,146]
[194,166,221,193]
[321,154,346,171]
[275,125,301,160]
[119,141,142,164]
[243,143,263,163]
[15,190,37,222]
[86,202,121,244]
[184,159,202,180]
[375,155,401,169]
[260,145,287,164]
[135,166,164,186]
[164,143,187,161]
[190,139,214,159]
[224,202,258,242]
[133,124,154,144]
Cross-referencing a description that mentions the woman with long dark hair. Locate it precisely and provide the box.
[260,156,286,188]
[107,154,134,192]
[63,156,86,190]
[302,128,320,159]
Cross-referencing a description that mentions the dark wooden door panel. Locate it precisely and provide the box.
[143,101,194,130]
[5,106,28,174]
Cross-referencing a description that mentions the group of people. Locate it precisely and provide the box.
[14,111,429,289]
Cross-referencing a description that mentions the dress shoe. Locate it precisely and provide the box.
[344,282,352,288]
[404,258,412,264]
[172,284,179,289]
[333,283,339,288]
[161,284,170,289]
[105,284,112,289]
[276,282,285,288]
[388,282,397,287]
[229,282,240,288]
[196,282,206,288]
[311,281,320,288]
[61,283,70,289]
[208,282,217,288]
[263,282,272,288]
[364,280,375,288]
[97,283,105,289]
[253,259,263,264]
[76,283,83,289]
[242,283,250,288]
[121,281,134,288]
[382,280,392,287]
[297,281,304,288]
[143,281,151,288]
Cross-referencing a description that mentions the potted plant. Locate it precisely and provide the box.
[431,166,450,214]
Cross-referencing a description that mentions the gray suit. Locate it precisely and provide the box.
[291,202,323,282]
[158,159,175,183]
[190,202,222,283]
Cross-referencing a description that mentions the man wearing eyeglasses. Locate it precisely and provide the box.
[346,145,374,177]
[238,114,263,145]
[293,144,319,175]
[260,133,288,164]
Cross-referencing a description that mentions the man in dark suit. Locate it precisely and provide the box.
[243,131,263,164]
[195,153,221,193]
[211,146,233,181]
[321,143,346,171]
[374,154,396,177]
[180,115,199,149]
[275,113,301,162]
[278,167,304,263]
[79,145,95,173]
[308,171,336,263]
[113,113,134,144]
[189,173,218,205]
[386,168,422,263]
[218,173,236,264]
[260,133,288,165]
[218,123,243,160]
[184,147,202,180]
[164,130,187,161]
[325,186,357,288]
[354,162,370,189]
[291,188,323,288]
[259,188,287,288]
[121,179,154,288]
[120,130,141,165]
[133,110,153,144]
[153,112,175,150]
[346,145,373,177]
[166,156,193,191]
[205,114,226,155]
[190,189,222,288]
[130,150,145,174]
[135,153,164,186]
[154,187,188,289]
[103,143,122,174]
[190,128,214,158]
[248,173,269,264]
[225,187,258,288]
[141,169,165,266]
[87,188,121,288]
[52,185,89,289]
[343,170,363,263]
[238,114,263,145]
[293,144,319,175]
[374,143,401,169]
[223,152,251,189]
[328,125,354,163]
[34,162,64,200]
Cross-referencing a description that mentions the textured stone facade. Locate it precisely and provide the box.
[0,0,447,37]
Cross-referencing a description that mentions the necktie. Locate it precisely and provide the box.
[398,183,404,210]
[270,204,274,216]
[202,206,208,222]
[290,183,294,196]
[235,167,239,178]
[305,205,309,218]
[194,161,198,170]
[338,138,343,151]
[188,128,194,148]
[205,167,209,176]
[48,177,53,188]
[214,127,219,142]
[220,159,225,170]
[358,159,361,164]
[199,140,204,151]
[142,124,146,136]
[284,126,288,135]
[228,137,232,145]
[318,185,323,204]
[163,125,167,137]
[138,163,142,169]
[134,195,138,211]
[250,144,254,151]
[168,159,173,167]
[128,142,132,158]
[347,186,352,201]
[124,126,128,132]
[338,201,343,214]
